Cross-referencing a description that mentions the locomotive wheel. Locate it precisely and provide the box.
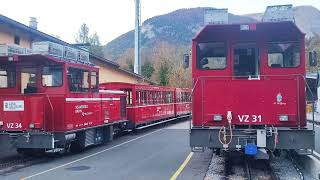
[215,148,221,156]
[70,141,85,153]
[273,149,282,157]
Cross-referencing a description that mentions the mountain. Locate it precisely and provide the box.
[104,6,320,61]
[103,8,257,60]
[245,6,320,38]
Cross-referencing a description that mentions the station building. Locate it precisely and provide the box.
[0,15,152,85]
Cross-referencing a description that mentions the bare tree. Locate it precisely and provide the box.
[75,23,90,44]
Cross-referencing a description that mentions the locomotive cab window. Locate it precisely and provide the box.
[197,42,226,70]
[0,68,16,88]
[21,68,37,94]
[42,66,63,87]
[268,42,300,68]
[233,44,259,78]
[68,68,90,93]
[91,71,98,92]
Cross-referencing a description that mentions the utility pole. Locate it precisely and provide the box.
[134,0,141,74]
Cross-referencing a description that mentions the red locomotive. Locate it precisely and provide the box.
[100,83,191,129]
[0,48,191,154]
[187,11,315,157]
[0,54,128,153]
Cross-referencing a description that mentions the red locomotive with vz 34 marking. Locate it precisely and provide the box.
[0,43,191,154]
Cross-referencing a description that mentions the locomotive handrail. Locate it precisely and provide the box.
[191,74,315,131]
[301,75,316,132]
[45,94,55,132]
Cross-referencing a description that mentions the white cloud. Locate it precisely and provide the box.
[0,0,319,44]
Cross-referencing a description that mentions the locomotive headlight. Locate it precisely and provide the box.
[213,115,223,121]
[29,123,35,129]
[0,121,3,127]
[279,115,289,122]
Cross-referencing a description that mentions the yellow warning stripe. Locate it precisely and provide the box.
[170,152,194,180]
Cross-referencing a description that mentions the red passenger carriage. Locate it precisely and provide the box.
[188,18,315,155]
[100,82,182,129]
[174,88,192,116]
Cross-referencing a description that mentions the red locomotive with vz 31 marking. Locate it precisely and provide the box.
[0,44,191,154]
[186,6,316,158]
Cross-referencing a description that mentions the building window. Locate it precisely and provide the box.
[14,36,20,45]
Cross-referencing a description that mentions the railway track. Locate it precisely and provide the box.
[243,157,278,180]
[224,153,277,180]
[205,152,304,180]
[205,151,304,180]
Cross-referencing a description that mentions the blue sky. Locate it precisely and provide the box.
[0,0,319,44]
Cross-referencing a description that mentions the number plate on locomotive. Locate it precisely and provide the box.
[6,123,22,129]
[3,101,24,111]
[238,115,262,123]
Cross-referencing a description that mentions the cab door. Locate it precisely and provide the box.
[233,43,260,79]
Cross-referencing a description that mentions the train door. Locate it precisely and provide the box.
[233,43,260,79]
[21,67,38,94]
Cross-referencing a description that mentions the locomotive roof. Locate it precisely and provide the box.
[0,54,99,71]
[193,21,304,42]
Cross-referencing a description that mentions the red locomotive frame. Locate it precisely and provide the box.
[189,21,314,153]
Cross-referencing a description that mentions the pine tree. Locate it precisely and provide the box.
[158,61,170,86]
[141,61,155,79]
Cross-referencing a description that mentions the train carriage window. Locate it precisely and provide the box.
[197,42,227,70]
[182,92,184,102]
[268,43,300,68]
[150,91,155,104]
[156,91,160,104]
[166,91,173,103]
[153,91,156,104]
[122,89,132,105]
[142,91,147,105]
[42,66,63,87]
[147,91,152,104]
[0,68,15,88]
[90,71,98,92]
[136,91,141,105]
